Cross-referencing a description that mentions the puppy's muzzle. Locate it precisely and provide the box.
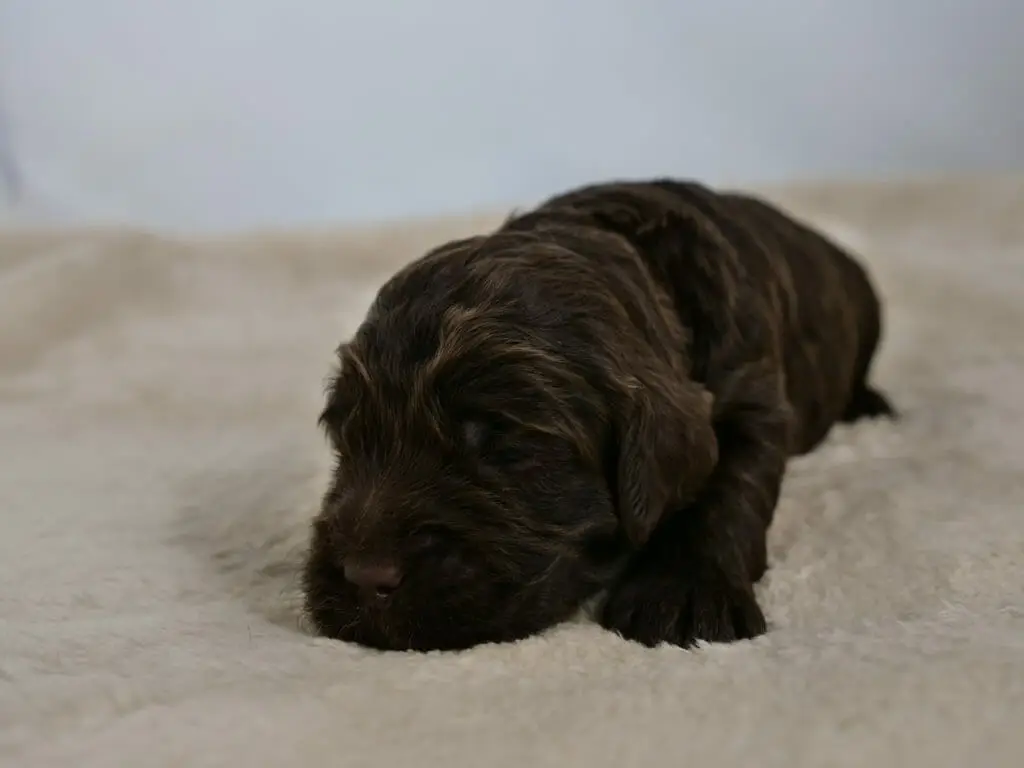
[343,559,403,599]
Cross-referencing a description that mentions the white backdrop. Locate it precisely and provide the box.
[1,0,1022,231]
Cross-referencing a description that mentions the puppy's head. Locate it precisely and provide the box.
[303,230,717,651]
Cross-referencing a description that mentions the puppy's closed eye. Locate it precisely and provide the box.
[410,524,457,553]
[459,417,533,469]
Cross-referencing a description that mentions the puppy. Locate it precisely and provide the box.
[303,178,895,651]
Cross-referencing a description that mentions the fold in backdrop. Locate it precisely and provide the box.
[1,0,1022,232]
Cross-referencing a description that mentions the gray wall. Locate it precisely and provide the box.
[1,0,1021,231]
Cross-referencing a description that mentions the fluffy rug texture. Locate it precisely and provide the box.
[1,178,1023,768]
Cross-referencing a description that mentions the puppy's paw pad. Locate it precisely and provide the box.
[599,561,766,649]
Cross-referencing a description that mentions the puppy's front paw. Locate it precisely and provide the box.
[599,557,766,649]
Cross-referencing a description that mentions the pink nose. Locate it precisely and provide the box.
[343,560,403,597]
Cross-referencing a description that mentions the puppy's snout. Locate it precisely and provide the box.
[343,559,403,598]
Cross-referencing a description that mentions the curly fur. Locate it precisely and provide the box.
[303,178,895,651]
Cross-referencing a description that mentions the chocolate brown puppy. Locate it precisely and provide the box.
[303,178,895,651]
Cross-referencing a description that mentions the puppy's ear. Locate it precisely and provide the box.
[614,375,718,548]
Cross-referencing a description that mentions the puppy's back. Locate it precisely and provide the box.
[514,178,890,453]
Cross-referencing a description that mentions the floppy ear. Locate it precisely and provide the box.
[615,375,718,548]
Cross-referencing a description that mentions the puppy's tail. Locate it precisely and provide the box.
[840,384,898,423]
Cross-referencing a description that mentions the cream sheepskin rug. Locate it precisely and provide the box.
[1,178,1022,767]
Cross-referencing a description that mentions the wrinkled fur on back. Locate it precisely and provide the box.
[303,178,894,651]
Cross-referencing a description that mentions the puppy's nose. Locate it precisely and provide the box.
[343,560,403,597]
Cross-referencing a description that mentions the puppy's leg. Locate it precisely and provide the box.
[840,274,897,424]
[840,384,896,422]
[601,367,789,648]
